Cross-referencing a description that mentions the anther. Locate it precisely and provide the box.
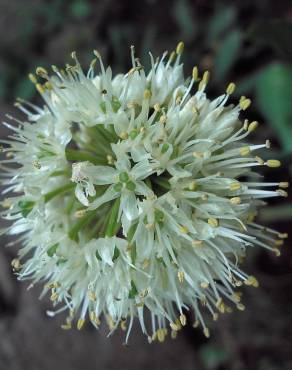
[177,271,185,283]
[179,314,187,326]
[247,121,258,132]
[176,41,184,55]
[266,159,281,168]
[208,218,218,228]
[77,318,85,330]
[226,82,236,95]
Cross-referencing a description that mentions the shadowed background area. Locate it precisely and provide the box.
[0,0,292,369]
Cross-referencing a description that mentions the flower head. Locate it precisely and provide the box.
[0,43,287,343]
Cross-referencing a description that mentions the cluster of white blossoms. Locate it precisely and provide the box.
[0,42,288,343]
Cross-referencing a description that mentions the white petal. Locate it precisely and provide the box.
[75,184,89,206]
[121,192,139,220]
[89,185,118,210]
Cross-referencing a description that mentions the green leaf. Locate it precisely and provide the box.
[68,211,96,241]
[69,0,90,19]
[256,63,292,153]
[208,6,236,41]
[214,30,242,81]
[44,183,74,203]
[105,198,121,237]
[173,0,196,40]
[199,344,230,368]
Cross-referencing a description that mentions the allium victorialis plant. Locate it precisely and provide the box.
[0,42,288,343]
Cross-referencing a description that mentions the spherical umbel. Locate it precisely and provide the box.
[0,42,287,343]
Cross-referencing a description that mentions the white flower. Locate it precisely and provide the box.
[0,42,287,343]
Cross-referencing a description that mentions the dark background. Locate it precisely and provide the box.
[0,1,292,369]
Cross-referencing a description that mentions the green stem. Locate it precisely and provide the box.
[44,183,74,203]
[65,148,106,165]
[104,198,121,237]
[68,211,96,241]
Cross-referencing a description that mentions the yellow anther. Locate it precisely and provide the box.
[177,270,185,283]
[61,323,72,330]
[274,240,284,247]
[239,146,250,156]
[192,151,204,159]
[266,159,281,168]
[11,258,21,270]
[277,189,288,197]
[157,329,166,343]
[169,51,176,61]
[240,97,251,110]
[119,131,128,140]
[179,314,187,326]
[255,156,264,165]
[44,81,53,90]
[74,209,86,218]
[106,154,114,165]
[159,115,167,124]
[265,140,271,148]
[248,121,258,132]
[28,73,37,84]
[36,66,48,77]
[247,212,256,223]
[188,181,197,191]
[77,318,85,330]
[106,315,115,330]
[88,291,96,301]
[143,89,152,99]
[142,259,150,269]
[279,182,289,188]
[203,327,210,338]
[202,70,210,84]
[244,276,259,288]
[50,292,59,301]
[230,197,241,205]
[174,319,182,330]
[208,218,218,228]
[36,83,45,94]
[2,198,12,209]
[212,313,219,321]
[232,292,241,303]
[120,320,127,331]
[192,240,203,247]
[32,160,41,169]
[171,330,178,339]
[273,248,281,257]
[145,223,155,230]
[230,182,241,191]
[226,82,236,95]
[176,41,184,55]
[278,232,288,239]
[170,322,179,331]
[200,281,209,289]
[192,66,199,81]
[179,225,189,234]
[237,303,245,311]
[154,103,161,112]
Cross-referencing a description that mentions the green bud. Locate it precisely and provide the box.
[113,182,123,192]
[119,172,129,183]
[126,181,136,191]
